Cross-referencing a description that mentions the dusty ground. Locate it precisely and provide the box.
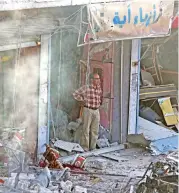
[0,147,166,193]
[68,147,165,193]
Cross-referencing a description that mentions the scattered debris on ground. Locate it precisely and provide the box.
[0,139,178,193]
[0,123,178,193]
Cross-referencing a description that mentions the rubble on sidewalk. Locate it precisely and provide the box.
[98,125,111,142]
[0,147,178,193]
[0,127,177,193]
[96,138,110,148]
[73,186,87,193]
[84,158,108,170]
[67,118,82,132]
[54,140,84,153]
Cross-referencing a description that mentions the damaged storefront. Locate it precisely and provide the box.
[136,12,178,155]
[0,0,178,192]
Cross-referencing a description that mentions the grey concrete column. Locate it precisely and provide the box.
[112,40,131,143]
[128,39,141,134]
[37,35,49,154]
[120,40,131,143]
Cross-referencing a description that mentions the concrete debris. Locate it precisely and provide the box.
[127,134,150,147]
[51,167,71,181]
[129,185,134,193]
[96,138,110,148]
[167,151,179,163]
[17,180,31,190]
[30,166,51,188]
[67,118,82,132]
[59,144,125,163]
[73,186,87,193]
[98,125,111,142]
[1,147,178,193]
[85,158,108,170]
[11,173,35,180]
[60,180,73,192]
[54,140,84,153]
[0,128,27,174]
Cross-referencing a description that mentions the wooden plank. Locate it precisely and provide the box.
[158,97,178,126]
[140,85,177,100]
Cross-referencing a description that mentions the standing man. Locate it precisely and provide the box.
[73,73,102,151]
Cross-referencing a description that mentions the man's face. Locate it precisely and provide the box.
[93,74,100,86]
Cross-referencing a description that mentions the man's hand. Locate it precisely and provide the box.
[78,101,85,106]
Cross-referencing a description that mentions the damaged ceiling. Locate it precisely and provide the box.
[0,1,178,46]
[0,5,83,46]
[142,1,178,46]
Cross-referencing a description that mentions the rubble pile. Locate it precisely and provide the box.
[0,144,178,193]
[0,124,178,193]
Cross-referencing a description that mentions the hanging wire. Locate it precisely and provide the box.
[55,29,62,136]
[40,5,86,44]
[12,12,23,128]
[85,1,92,84]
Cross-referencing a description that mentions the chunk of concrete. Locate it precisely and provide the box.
[127,134,150,147]
[54,140,84,153]
[73,186,87,193]
[96,138,110,148]
[85,158,108,170]
[60,180,73,192]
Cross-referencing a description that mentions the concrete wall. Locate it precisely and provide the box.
[50,6,83,140]
[0,46,40,154]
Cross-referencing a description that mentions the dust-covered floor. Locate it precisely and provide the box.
[66,148,165,193]
[0,148,167,193]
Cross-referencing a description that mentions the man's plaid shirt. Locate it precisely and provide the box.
[73,84,102,109]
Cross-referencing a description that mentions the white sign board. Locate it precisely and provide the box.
[83,0,174,44]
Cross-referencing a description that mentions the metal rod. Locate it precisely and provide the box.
[70,170,143,178]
